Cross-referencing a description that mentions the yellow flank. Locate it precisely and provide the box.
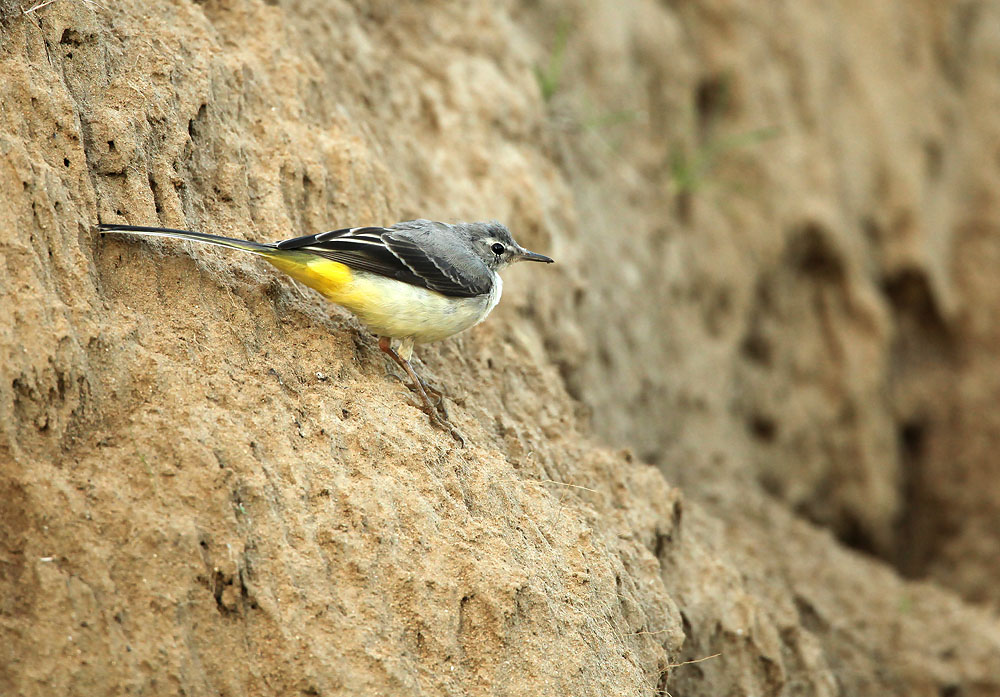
[261,250,502,343]
[263,251,355,299]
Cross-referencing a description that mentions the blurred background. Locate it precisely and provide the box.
[522,1,1000,606]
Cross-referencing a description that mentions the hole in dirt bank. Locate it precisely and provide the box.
[899,419,926,463]
[892,417,940,578]
[786,221,845,283]
[188,103,207,139]
[148,172,163,214]
[881,267,952,344]
[832,514,880,558]
[740,330,772,367]
[875,267,958,582]
[694,73,733,131]
[59,28,84,45]
[747,413,777,443]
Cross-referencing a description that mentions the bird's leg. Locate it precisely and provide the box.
[397,337,448,416]
[377,337,420,389]
[378,337,463,445]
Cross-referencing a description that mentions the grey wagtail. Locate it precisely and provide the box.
[97,219,553,442]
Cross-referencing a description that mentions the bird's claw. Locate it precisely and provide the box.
[418,403,464,446]
[405,376,450,421]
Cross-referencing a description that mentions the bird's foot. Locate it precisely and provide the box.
[417,377,450,420]
[404,391,462,445]
[378,336,463,446]
[422,405,465,447]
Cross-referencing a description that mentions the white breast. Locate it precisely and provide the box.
[342,270,503,343]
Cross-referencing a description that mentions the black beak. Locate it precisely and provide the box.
[518,248,554,263]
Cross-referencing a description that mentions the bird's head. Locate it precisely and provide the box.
[461,221,554,271]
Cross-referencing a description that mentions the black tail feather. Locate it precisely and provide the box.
[97,224,274,252]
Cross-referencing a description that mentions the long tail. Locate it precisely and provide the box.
[97,224,274,254]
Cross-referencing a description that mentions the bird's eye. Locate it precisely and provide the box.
[490,243,505,256]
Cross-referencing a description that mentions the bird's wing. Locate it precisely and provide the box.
[273,226,491,298]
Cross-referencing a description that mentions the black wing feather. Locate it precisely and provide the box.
[381,233,491,297]
[272,226,487,298]
[274,226,387,251]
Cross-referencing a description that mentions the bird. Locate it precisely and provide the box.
[97,219,554,443]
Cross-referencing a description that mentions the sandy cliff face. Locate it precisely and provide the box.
[539,0,1000,602]
[2,1,999,695]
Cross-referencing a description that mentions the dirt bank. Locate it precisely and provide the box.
[2,1,999,695]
